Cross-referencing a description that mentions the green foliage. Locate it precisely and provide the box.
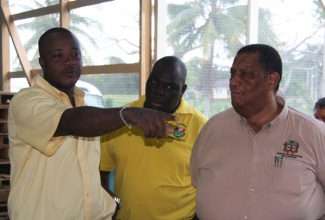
[11,0,103,70]
[314,0,325,22]
[167,0,324,116]
[257,8,281,47]
[167,0,274,116]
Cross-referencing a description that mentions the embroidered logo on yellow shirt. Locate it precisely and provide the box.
[173,123,186,138]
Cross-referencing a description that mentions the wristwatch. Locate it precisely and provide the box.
[113,196,121,209]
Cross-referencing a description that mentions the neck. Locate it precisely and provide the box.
[239,96,283,133]
[70,96,76,107]
[63,89,75,107]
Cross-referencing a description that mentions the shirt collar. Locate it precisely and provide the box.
[33,74,85,107]
[239,95,288,131]
[268,95,288,126]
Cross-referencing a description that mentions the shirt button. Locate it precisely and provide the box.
[250,188,255,192]
[243,215,248,219]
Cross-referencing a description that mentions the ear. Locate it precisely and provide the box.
[39,57,45,70]
[268,72,280,91]
[181,84,187,96]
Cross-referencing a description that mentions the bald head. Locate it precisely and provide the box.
[151,56,187,84]
[38,27,79,58]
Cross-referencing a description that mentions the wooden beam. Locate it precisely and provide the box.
[10,70,40,78]
[11,0,113,21]
[60,0,70,29]
[9,63,140,78]
[154,0,166,61]
[1,2,9,91]
[68,0,113,10]
[11,5,60,20]
[80,63,140,74]
[1,0,33,85]
[139,0,151,96]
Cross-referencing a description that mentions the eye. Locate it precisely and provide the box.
[71,51,81,57]
[152,79,159,85]
[241,72,248,77]
[240,71,252,79]
[165,85,176,90]
[52,53,63,60]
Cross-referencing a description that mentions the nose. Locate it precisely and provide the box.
[63,57,76,66]
[154,84,165,96]
[230,73,240,87]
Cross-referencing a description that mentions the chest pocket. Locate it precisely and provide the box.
[270,158,304,197]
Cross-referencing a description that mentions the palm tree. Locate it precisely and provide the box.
[167,0,278,116]
[11,0,103,70]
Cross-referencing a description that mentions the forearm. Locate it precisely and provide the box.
[55,106,126,137]
[55,106,177,138]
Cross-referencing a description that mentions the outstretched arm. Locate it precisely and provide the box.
[54,106,177,138]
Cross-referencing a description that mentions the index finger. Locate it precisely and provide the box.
[160,113,179,123]
[155,113,178,138]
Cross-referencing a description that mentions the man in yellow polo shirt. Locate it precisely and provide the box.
[100,56,207,220]
[8,28,177,220]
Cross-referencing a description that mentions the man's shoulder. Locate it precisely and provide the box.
[11,86,47,104]
[210,107,236,119]
[127,97,144,108]
[203,108,237,127]
[287,106,325,132]
[178,103,208,124]
[288,106,318,123]
[179,98,206,116]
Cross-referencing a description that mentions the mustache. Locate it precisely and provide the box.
[62,66,78,73]
[150,97,164,104]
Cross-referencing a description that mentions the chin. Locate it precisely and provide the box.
[231,100,239,107]
[145,104,158,110]
[233,106,246,117]
[232,102,245,111]
[152,106,163,111]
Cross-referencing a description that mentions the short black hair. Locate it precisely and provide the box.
[237,44,282,90]
[38,27,75,57]
[314,97,325,110]
[151,56,187,82]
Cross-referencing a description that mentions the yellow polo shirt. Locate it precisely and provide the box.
[100,95,207,220]
[8,75,115,220]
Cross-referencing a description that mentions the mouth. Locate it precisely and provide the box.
[231,90,243,96]
[151,101,163,108]
[149,97,164,108]
[230,90,244,102]
[63,67,77,73]
[62,68,79,77]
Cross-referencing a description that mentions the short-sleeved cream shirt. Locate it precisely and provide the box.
[8,75,115,220]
